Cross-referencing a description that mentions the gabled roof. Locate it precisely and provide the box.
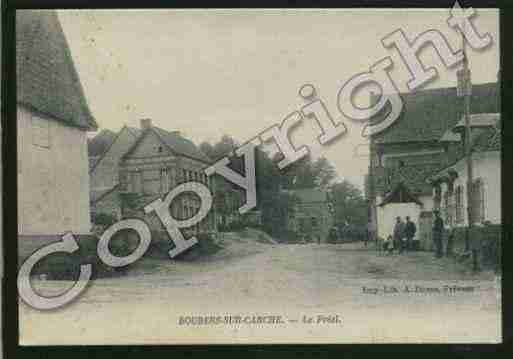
[378,182,422,207]
[470,125,501,153]
[371,82,499,144]
[427,124,501,183]
[88,129,117,157]
[151,127,212,163]
[452,113,499,133]
[91,185,119,204]
[89,125,143,174]
[17,10,97,130]
[121,126,212,164]
[375,162,443,196]
[126,126,142,138]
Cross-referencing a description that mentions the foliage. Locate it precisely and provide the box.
[329,179,368,229]
[277,154,337,189]
[201,134,366,242]
[91,212,117,227]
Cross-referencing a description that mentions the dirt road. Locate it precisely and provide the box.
[20,242,501,344]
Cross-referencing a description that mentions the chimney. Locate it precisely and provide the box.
[140,118,152,130]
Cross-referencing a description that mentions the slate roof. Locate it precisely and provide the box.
[370,82,499,144]
[17,10,97,130]
[374,163,443,196]
[452,113,499,131]
[470,127,501,153]
[88,126,143,173]
[88,129,117,157]
[91,185,119,204]
[427,118,501,182]
[378,182,423,207]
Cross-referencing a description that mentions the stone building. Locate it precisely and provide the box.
[17,11,98,239]
[90,119,216,234]
[367,82,499,250]
[285,188,334,242]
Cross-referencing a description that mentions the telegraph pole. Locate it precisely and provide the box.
[457,21,474,259]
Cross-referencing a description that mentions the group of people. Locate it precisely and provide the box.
[380,210,454,258]
[382,216,417,254]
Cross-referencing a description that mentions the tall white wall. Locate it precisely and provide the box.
[376,202,421,240]
[17,106,91,235]
[449,151,501,226]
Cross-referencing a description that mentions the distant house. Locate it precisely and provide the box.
[17,11,98,237]
[367,82,499,249]
[427,113,501,228]
[89,126,141,220]
[285,188,334,242]
[90,119,216,234]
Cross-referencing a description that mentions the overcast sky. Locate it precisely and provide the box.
[56,8,499,189]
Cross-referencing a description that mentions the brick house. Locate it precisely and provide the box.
[367,82,499,250]
[90,119,216,234]
[285,188,334,242]
[17,10,98,240]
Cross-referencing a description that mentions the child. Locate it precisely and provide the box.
[383,235,393,254]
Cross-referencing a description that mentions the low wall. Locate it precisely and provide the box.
[449,224,501,271]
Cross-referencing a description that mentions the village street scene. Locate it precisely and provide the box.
[17,9,501,344]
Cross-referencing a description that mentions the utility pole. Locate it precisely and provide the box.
[457,21,474,260]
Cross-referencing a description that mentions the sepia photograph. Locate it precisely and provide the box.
[15,6,502,345]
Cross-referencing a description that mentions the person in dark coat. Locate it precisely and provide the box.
[432,210,444,258]
[393,216,406,254]
[404,216,417,252]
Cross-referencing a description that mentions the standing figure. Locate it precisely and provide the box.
[432,210,444,258]
[446,226,455,257]
[404,216,417,252]
[393,216,405,254]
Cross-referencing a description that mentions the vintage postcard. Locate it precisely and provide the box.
[16,7,501,345]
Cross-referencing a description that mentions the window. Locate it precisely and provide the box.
[161,168,170,193]
[188,171,193,181]
[455,185,464,224]
[471,179,485,224]
[31,115,50,148]
[398,160,405,168]
[182,169,187,183]
[128,171,142,193]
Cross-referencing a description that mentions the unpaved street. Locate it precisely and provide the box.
[20,242,501,344]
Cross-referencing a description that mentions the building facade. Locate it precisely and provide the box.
[427,114,501,229]
[17,11,97,237]
[90,119,217,234]
[367,82,499,249]
[285,188,334,242]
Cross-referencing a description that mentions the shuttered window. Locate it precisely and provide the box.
[471,179,485,224]
[455,185,464,224]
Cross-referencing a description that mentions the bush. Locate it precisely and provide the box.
[91,212,117,227]
[450,224,501,271]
